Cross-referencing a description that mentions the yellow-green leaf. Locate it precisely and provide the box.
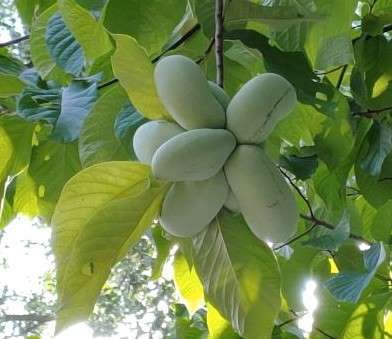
[51,161,168,333]
[111,34,170,120]
[58,0,113,65]
[173,252,204,314]
[0,74,25,97]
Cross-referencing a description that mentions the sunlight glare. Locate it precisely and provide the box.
[298,279,319,337]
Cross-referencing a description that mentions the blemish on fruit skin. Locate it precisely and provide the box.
[44,155,51,161]
[38,185,45,198]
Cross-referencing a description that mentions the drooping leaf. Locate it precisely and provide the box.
[151,226,172,280]
[325,242,386,303]
[0,74,25,98]
[192,211,281,339]
[52,161,168,333]
[207,303,242,339]
[53,77,98,142]
[79,84,132,167]
[103,0,187,56]
[111,34,170,120]
[114,103,147,158]
[45,13,84,76]
[279,151,318,180]
[341,293,392,338]
[360,122,392,177]
[58,0,113,66]
[30,4,70,83]
[29,141,81,220]
[0,53,25,75]
[174,252,204,314]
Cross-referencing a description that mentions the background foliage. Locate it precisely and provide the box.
[1,0,392,338]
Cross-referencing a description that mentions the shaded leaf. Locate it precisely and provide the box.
[45,13,84,76]
[192,211,281,339]
[0,74,25,98]
[151,226,172,279]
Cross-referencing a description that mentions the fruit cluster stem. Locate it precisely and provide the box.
[215,0,224,88]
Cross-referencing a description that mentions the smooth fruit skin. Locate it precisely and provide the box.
[160,171,229,237]
[224,189,240,213]
[154,55,225,129]
[133,120,185,164]
[208,81,230,110]
[224,145,298,243]
[226,73,297,144]
[152,128,236,181]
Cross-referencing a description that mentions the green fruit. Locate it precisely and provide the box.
[224,189,240,213]
[224,145,298,243]
[227,73,296,144]
[208,81,230,110]
[133,120,185,164]
[154,55,225,129]
[152,128,236,181]
[160,171,229,237]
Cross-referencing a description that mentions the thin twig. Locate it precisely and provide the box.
[353,105,392,118]
[0,35,30,48]
[279,168,315,219]
[315,65,345,76]
[97,78,119,90]
[277,316,299,328]
[274,223,318,250]
[196,38,215,64]
[336,64,348,89]
[215,0,224,88]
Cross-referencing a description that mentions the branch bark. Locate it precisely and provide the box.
[215,0,224,88]
[0,35,30,48]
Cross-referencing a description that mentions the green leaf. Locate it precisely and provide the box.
[341,293,392,338]
[370,200,392,242]
[360,122,392,177]
[351,36,392,110]
[52,161,168,332]
[17,87,61,124]
[30,4,70,83]
[0,53,25,75]
[303,212,350,251]
[304,0,356,70]
[103,0,187,56]
[45,13,84,76]
[58,0,113,66]
[225,30,337,114]
[13,170,40,217]
[29,141,81,220]
[174,252,204,314]
[173,304,208,339]
[111,34,170,120]
[325,242,386,303]
[0,74,25,98]
[192,211,281,339]
[79,84,131,167]
[225,0,321,31]
[207,303,242,339]
[279,152,318,180]
[114,103,147,158]
[151,226,172,279]
[15,0,56,26]
[53,77,98,142]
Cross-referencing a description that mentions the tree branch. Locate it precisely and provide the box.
[274,223,318,250]
[215,0,224,88]
[353,105,392,118]
[0,35,30,48]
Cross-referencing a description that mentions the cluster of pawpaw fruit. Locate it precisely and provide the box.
[133,55,299,243]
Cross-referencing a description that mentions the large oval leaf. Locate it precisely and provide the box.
[111,34,170,120]
[192,211,281,339]
[51,161,168,333]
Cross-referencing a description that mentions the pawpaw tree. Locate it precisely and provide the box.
[1,0,392,338]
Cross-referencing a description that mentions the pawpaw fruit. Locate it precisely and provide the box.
[208,81,230,110]
[226,73,296,144]
[224,145,298,243]
[224,189,240,213]
[160,171,229,237]
[152,128,236,181]
[154,55,225,129]
[133,120,185,164]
